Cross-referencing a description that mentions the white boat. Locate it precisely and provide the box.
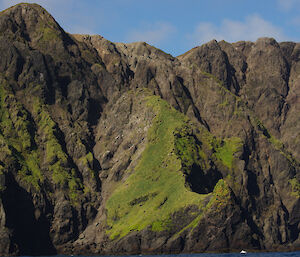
[240,250,247,254]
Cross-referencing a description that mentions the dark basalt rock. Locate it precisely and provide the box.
[0,3,299,256]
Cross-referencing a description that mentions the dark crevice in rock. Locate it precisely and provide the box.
[233,196,263,249]
[246,170,260,197]
[12,46,25,82]
[56,74,70,99]
[41,54,55,104]
[222,51,240,94]
[1,172,56,255]
[288,199,300,242]
[87,98,103,126]
[178,77,209,130]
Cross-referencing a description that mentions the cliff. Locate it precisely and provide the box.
[0,3,299,255]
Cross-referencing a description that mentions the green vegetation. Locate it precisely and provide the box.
[289,178,300,198]
[252,116,298,166]
[151,217,172,232]
[68,169,83,202]
[32,98,68,175]
[79,152,93,166]
[206,179,231,209]
[218,96,229,108]
[201,71,233,97]
[0,79,42,189]
[202,70,248,115]
[105,92,245,240]
[32,98,83,201]
[269,135,297,165]
[18,150,43,190]
[174,126,208,174]
[105,95,209,240]
[0,133,12,157]
[0,84,33,152]
[37,15,60,43]
[0,77,83,198]
[174,179,231,238]
[40,27,59,42]
[78,152,96,179]
[214,137,243,169]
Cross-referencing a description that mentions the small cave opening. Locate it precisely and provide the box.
[185,164,223,194]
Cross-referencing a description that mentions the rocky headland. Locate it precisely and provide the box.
[0,3,299,255]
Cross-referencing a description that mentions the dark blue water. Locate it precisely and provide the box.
[128,252,300,257]
[162,252,300,257]
[22,252,300,257]
[169,252,300,257]
[111,253,300,257]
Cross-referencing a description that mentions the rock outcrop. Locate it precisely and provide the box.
[0,3,299,255]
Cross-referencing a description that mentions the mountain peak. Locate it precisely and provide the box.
[1,3,53,23]
[0,3,60,36]
[0,2,69,56]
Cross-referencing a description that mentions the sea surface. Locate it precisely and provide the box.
[21,252,300,257]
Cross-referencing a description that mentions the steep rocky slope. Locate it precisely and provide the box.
[0,3,299,255]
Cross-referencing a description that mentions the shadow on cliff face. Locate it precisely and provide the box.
[288,198,300,242]
[1,172,56,255]
[186,164,222,194]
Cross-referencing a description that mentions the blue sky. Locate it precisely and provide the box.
[1,0,300,56]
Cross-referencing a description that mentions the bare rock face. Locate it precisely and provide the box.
[0,3,299,256]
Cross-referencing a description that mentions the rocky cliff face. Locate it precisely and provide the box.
[0,3,299,255]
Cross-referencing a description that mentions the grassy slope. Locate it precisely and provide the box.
[106,96,207,239]
[105,95,241,240]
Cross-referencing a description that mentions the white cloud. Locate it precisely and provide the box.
[189,14,286,46]
[126,22,176,45]
[278,0,300,11]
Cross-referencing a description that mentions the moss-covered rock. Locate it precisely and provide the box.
[0,3,299,255]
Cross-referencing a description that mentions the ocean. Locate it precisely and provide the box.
[157,252,300,257]
[21,252,300,257]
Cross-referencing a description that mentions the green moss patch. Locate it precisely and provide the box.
[0,84,33,152]
[80,152,93,166]
[206,179,231,209]
[214,137,243,169]
[0,78,84,198]
[32,98,83,201]
[174,126,208,174]
[0,79,42,189]
[289,178,300,198]
[36,17,61,44]
[78,152,97,179]
[252,116,298,166]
